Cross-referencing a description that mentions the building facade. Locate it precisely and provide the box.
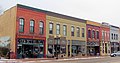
[100,22,110,55]
[0,4,47,59]
[0,4,120,59]
[46,13,86,58]
[110,25,119,53]
[16,5,46,58]
[86,21,100,56]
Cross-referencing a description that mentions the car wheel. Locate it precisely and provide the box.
[113,54,116,57]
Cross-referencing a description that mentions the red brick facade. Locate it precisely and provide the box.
[16,7,46,58]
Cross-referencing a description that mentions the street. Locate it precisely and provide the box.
[0,56,120,63]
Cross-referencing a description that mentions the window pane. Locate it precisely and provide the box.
[30,20,34,26]
[63,25,67,36]
[82,28,85,37]
[40,21,44,34]
[71,26,74,36]
[88,30,91,38]
[19,18,24,32]
[30,20,34,33]
[56,24,60,34]
[49,23,53,34]
[77,27,80,37]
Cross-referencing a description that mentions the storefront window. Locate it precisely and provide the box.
[48,45,54,54]
[61,46,66,54]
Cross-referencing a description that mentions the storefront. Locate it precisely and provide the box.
[17,38,45,59]
[71,40,86,56]
[87,42,100,56]
[111,42,119,53]
[47,36,67,58]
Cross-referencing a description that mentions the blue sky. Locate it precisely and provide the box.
[0,0,120,27]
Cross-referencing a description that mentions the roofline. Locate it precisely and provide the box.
[110,25,119,29]
[17,4,86,23]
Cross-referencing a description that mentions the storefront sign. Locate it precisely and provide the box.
[87,42,99,46]
[17,38,44,44]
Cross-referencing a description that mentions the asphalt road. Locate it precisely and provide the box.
[39,56,120,63]
[0,56,120,63]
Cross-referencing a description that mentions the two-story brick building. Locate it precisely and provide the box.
[86,20,101,56]
[0,4,46,59]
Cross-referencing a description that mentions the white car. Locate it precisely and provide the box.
[110,51,120,57]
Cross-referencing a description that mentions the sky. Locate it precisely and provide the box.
[0,0,120,27]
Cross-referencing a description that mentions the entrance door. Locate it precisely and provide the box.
[22,44,33,58]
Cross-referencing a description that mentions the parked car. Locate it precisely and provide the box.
[110,51,120,57]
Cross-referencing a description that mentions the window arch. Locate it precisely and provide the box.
[19,18,24,32]
[39,21,44,35]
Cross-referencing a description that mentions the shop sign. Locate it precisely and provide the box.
[17,38,44,44]
[87,42,99,46]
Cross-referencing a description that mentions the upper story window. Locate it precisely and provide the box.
[39,21,44,35]
[71,26,74,36]
[114,34,115,40]
[63,25,67,36]
[107,32,110,40]
[96,31,99,39]
[111,33,113,39]
[92,30,95,38]
[49,23,53,34]
[102,30,104,40]
[116,34,118,40]
[76,27,80,37]
[56,24,60,35]
[30,20,34,33]
[82,28,85,37]
[88,30,91,38]
[19,18,24,33]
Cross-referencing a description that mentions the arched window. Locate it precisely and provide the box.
[71,26,74,36]
[30,20,34,33]
[88,30,91,38]
[39,21,44,35]
[19,18,24,32]
[76,27,80,37]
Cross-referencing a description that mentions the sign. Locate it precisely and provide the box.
[87,42,99,46]
[0,36,11,47]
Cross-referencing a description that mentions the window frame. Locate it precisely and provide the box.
[30,20,35,33]
[82,28,85,37]
[92,30,95,38]
[49,23,53,34]
[88,30,91,38]
[96,31,99,39]
[76,27,80,37]
[39,21,44,35]
[19,18,24,33]
[56,24,60,35]
[71,26,74,36]
[63,25,67,36]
